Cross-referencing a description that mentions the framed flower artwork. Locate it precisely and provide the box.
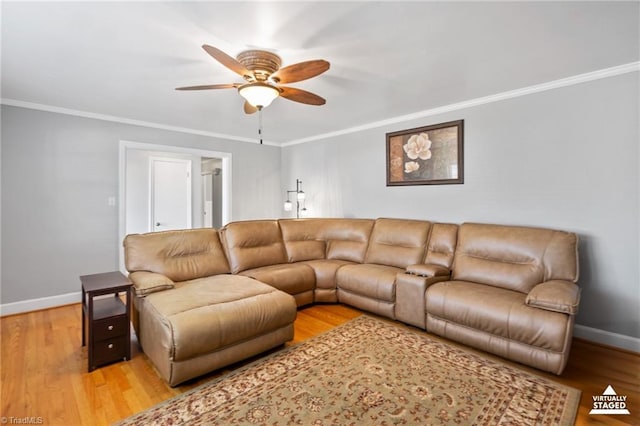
[386,120,464,186]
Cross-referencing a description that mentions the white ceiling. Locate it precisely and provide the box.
[2,1,638,145]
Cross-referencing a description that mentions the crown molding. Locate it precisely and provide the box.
[0,98,279,146]
[2,61,638,148]
[282,61,640,147]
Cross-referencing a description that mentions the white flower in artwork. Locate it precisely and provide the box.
[404,161,420,173]
[403,133,432,160]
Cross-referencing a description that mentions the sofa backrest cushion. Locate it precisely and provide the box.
[279,219,326,262]
[424,223,458,268]
[220,220,288,273]
[123,228,230,281]
[365,218,431,269]
[452,223,579,293]
[279,218,375,263]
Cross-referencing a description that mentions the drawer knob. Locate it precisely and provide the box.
[108,343,114,349]
[108,325,114,331]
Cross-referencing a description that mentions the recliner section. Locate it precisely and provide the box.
[424,222,580,374]
[336,218,432,318]
[123,227,298,386]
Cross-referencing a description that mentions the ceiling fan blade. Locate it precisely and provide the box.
[202,44,251,78]
[175,83,240,91]
[279,86,326,105]
[244,101,259,114]
[271,60,330,84]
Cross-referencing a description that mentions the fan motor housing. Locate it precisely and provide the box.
[237,50,282,81]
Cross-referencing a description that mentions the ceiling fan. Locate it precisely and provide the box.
[176,44,330,114]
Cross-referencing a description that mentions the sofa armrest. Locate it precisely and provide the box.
[406,263,450,278]
[129,271,175,297]
[526,280,581,315]
[395,272,449,329]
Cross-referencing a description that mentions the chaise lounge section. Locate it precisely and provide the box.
[123,228,297,386]
[123,218,580,385]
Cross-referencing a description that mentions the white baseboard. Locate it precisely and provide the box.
[2,293,639,354]
[573,324,640,353]
[0,292,81,316]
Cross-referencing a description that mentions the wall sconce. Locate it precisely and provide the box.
[284,178,308,218]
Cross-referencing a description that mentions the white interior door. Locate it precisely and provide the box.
[150,157,192,232]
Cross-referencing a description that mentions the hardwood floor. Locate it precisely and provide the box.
[1,303,638,425]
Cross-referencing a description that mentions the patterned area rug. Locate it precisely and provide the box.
[117,316,580,425]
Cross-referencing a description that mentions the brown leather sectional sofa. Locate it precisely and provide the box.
[124,218,580,386]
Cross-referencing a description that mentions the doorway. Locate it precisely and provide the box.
[201,158,223,229]
[118,140,233,271]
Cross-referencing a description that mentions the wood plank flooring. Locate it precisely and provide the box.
[1,303,638,425]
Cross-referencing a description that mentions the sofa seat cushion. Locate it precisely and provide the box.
[142,274,297,362]
[300,259,354,289]
[239,263,315,296]
[336,264,403,302]
[426,280,568,352]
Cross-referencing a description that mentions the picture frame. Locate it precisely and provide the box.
[386,119,464,186]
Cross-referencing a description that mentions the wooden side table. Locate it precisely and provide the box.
[80,271,133,372]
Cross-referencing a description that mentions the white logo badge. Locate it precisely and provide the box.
[589,385,630,415]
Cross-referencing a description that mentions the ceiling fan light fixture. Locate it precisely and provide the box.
[238,82,280,108]
[177,45,329,114]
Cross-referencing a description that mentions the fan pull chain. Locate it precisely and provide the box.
[258,108,263,145]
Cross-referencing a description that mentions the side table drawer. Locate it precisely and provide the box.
[93,315,128,342]
[93,336,128,366]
